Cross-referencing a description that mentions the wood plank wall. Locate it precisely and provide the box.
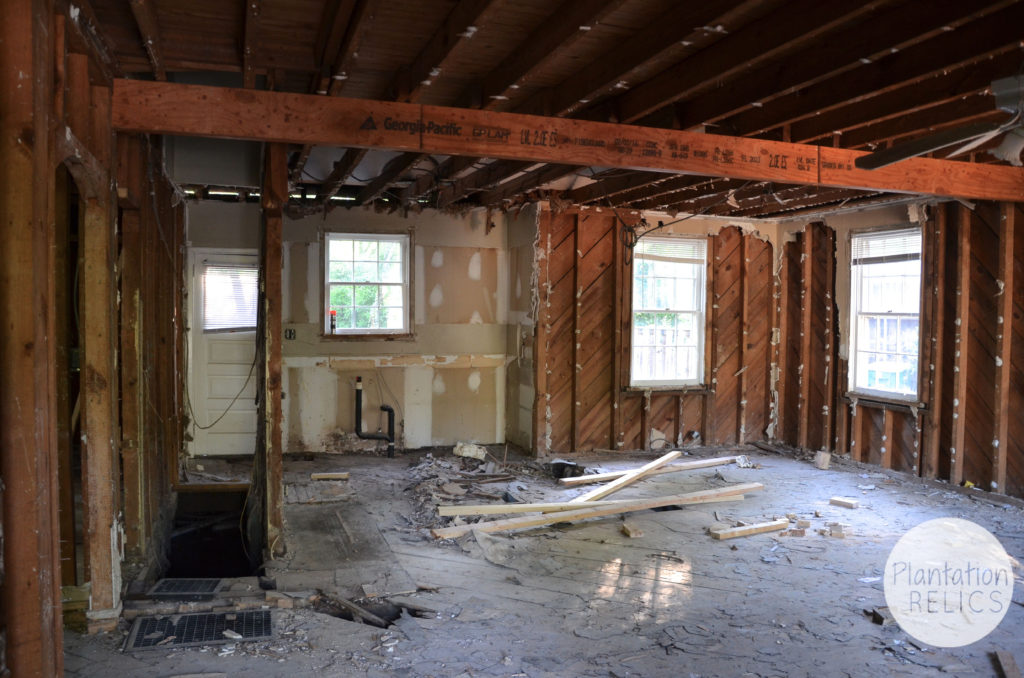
[799,202,1024,499]
[533,209,774,454]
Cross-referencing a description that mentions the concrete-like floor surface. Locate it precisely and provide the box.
[65,446,1024,677]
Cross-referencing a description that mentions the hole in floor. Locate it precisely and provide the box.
[165,489,256,578]
[312,596,434,628]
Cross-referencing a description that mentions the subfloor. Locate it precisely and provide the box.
[65,445,1024,677]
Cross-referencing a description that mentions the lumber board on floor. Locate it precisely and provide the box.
[431,483,762,539]
[996,651,1023,678]
[310,472,349,481]
[558,455,739,486]
[709,518,789,540]
[570,450,681,502]
[438,494,742,517]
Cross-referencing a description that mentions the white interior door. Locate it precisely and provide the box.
[187,250,259,457]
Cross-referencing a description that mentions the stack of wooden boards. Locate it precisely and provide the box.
[430,451,762,539]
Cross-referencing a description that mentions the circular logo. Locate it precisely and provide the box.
[883,518,1013,647]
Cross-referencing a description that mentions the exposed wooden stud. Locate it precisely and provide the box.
[922,207,947,478]
[532,212,551,455]
[611,211,624,448]
[950,205,972,485]
[128,0,167,81]
[261,143,288,555]
[798,229,812,450]
[432,483,762,539]
[571,215,582,451]
[112,81,1024,203]
[822,225,836,451]
[993,202,1015,492]
[738,235,749,442]
[702,233,716,442]
[881,408,894,469]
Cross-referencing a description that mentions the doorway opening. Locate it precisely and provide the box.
[165,490,257,578]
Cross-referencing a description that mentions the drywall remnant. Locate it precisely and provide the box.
[468,251,482,280]
[429,284,444,307]
[469,310,483,324]
[432,373,446,395]
[431,249,444,267]
[467,370,481,393]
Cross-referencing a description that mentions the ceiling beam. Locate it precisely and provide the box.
[478,164,577,206]
[402,155,478,201]
[400,0,505,104]
[516,0,755,118]
[788,50,1024,144]
[632,178,746,211]
[313,0,359,89]
[838,95,1003,149]
[467,0,628,111]
[319,148,368,206]
[563,171,668,204]
[242,0,262,88]
[610,0,888,124]
[437,160,535,209]
[701,1,1024,136]
[128,0,167,80]
[111,80,1024,202]
[356,152,423,204]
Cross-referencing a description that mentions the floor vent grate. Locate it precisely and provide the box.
[125,610,273,650]
[147,578,222,600]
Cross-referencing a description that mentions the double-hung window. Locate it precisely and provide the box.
[324,233,410,335]
[630,236,707,386]
[849,227,922,399]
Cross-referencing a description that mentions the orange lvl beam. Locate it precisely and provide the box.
[110,80,1024,203]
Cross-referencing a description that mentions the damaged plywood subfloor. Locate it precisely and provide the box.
[65,449,1024,677]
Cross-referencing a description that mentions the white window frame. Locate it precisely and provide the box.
[848,226,922,401]
[629,235,707,388]
[323,232,411,336]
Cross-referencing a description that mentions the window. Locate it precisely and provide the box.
[202,263,258,333]
[849,227,921,398]
[324,233,410,335]
[630,236,707,386]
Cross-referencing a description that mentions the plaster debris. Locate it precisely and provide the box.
[468,252,481,280]
[467,370,481,393]
[431,249,443,267]
[454,442,487,460]
[431,374,446,395]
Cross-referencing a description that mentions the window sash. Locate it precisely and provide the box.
[630,236,706,386]
[849,228,921,398]
[324,233,409,334]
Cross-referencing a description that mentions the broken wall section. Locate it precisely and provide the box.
[532,207,782,455]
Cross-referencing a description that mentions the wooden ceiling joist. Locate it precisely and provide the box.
[128,0,166,80]
[401,155,478,202]
[468,0,628,111]
[611,0,889,125]
[242,0,262,88]
[319,148,368,206]
[718,2,1024,138]
[563,171,668,204]
[436,160,535,209]
[787,50,1024,144]
[479,163,578,206]
[356,152,422,204]
[112,80,1024,202]
[839,96,1005,150]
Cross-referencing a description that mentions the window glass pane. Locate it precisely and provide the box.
[380,262,402,283]
[329,239,352,261]
[379,241,400,262]
[354,285,378,307]
[353,261,377,282]
[328,261,352,282]
[355,240,377,260]
[380,285,403,306]
[383,307,404,329]
[203,264,258,332]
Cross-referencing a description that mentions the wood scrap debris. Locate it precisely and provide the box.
[620,522,644,538]
[558,455,739,487]
[430,483,762,539]
[830,496,859,509]
[708,518,789,540]
[310,472,349,481]
[570,450,681,503]
[995,650,1023,678]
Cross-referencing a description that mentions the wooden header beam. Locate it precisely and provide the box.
[111,80,1024,203]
